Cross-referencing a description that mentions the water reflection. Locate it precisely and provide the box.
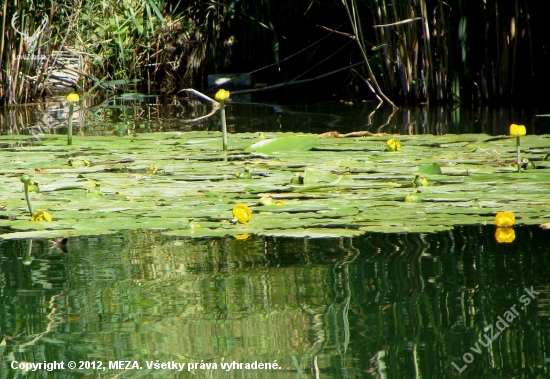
[1,226,549,378]
[1,96,548,137]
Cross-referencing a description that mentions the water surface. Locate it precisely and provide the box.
[1,97,549,137]
[1,226,549,378]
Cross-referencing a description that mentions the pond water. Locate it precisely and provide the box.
[1,98,549,378]
[1,226,549,378]
[1,96,549,137]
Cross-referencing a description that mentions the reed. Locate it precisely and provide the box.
[0,0,541,105]
[0,0,184,104]
[353,0,535,105]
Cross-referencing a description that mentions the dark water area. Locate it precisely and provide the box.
[1,225,549,378]
[1,96,549,138]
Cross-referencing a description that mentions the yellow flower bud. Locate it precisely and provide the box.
[31,211,53,222]
[495,227,515,243]
[405,193,420,202]
[257,197,273,206]
[232,204,252,223]
[215,89,230,102]
[494,211,515,227]
[386,138,402,152]
[67,93,80,103]
[412,175,428,187]
[509,124,526,137]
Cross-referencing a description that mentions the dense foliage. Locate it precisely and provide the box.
[1,0,548,105]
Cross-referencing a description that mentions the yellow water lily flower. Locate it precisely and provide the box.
[234,234,250,240]
[495,227,515,243]
[31,211,52,222]
[274,200,286,206]
[495,211,515,227]
[66,93,80,102]
[412,175,428,187]
[509,124,526,137]
[215,89,230,102]
[386,138,402,152]
[232,203,252,223]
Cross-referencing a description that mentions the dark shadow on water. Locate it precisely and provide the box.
[1,225,549,378]
[1,96,549,137]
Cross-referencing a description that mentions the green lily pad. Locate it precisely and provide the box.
[416,162,443,174]
[246,135,318,153]
[1,132,550,238]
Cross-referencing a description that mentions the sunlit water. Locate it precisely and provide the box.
[1,226,549,378]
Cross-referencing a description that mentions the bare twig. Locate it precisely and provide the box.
[318,131,393,138]
[230,61,366,95]
[177,88,220,123]
[372,17,422,28]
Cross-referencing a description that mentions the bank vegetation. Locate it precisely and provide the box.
[0,0,546,105]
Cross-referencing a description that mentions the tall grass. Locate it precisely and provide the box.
[357,0,534,105]
[0,0,187,104]
[0,0,540,105]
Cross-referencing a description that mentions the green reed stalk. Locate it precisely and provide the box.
[215,89,230,151]
[516,137,521,173]
[66,93,79,145]
[220,101,228,151]
[20,175,34,216]
[67,103,74,145]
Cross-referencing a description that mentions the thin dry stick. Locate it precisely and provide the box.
[351,69,382,107]
[341,0,397,109]
[231,61,366,95]
[206,21,350,93]
[372,17,421,28]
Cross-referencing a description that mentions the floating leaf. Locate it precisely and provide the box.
[1,132,550,238]
[417,162,443,175]
[246,135,318,153]
[303,167,341,185]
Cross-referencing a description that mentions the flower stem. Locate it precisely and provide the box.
[220,101,227,151]
[516,136,521,172]
[68,102,74,145]
[24,183,34,216]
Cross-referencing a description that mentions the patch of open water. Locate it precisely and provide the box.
[1,225,549,378]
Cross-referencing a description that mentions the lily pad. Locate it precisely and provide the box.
[1,132,550,239]
[416,162,443,174]
[246,135,318,153]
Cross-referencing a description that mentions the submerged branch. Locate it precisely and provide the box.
[177,89,220,123]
